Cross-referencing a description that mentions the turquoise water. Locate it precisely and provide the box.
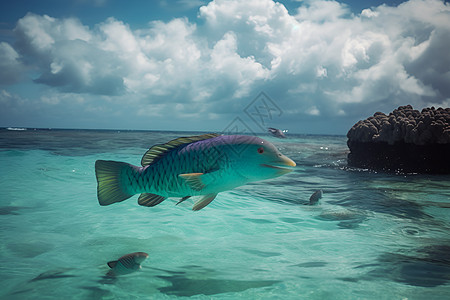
[1,129,449,299]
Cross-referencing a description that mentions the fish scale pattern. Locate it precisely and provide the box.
[137,142,222,197]
[125,136,261,197]
[121,164,141,195]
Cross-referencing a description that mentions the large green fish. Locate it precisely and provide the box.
[95,134,296,210]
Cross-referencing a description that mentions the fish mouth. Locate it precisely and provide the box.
[261,164,293,173]
[261,155,296,173]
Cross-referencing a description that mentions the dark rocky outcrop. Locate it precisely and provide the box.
[347,105,450,174]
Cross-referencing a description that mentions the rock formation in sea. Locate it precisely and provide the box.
[347,105,450,174]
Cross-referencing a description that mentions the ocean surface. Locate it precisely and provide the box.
[1,128,449,299]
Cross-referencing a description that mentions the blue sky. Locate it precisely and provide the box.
[1,0,449,134]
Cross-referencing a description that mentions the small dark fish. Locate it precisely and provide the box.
[30,269,76,282]
[294,261,328,268]
[0,206,28,215]
[268,127,286,138]
[309,190,323,205]
[157,275,279,297]
[317,209,362,221]
[106,252,148,276]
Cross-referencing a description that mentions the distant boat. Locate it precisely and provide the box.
[7,127,27,131]
[268,127,286,138]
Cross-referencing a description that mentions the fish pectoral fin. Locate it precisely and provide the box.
[192,193,218,211]
[176,196,191,206]
[138,193,167,207]
[107,261,118,268]
[179,173,206,191]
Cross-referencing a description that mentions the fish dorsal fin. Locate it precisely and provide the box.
[107,261,118,268]
[141,133,220,167]
[138,193,166,207]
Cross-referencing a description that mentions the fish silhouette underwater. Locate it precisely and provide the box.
[95,134,296,210]
[106,252,149,276]
[309,190,323,205]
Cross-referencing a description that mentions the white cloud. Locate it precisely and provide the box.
[0,42,25,85]
[100,18,139,54]
[0,89,26,106]
[128,18,204,98]
[15,14,91,53]
[13,13,122,95]
[306,106,320,116]
[316,66,327,78]
[1,0,450,133]
[296,0,350,22]
[361,9,379,18]
[209,31,269,97]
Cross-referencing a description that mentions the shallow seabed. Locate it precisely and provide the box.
[0,129,449,299]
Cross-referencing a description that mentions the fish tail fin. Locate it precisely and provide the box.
[95,160,138,206]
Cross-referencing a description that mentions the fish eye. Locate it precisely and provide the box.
[257,147,264,154]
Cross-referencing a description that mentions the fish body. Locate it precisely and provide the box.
[309,190,323,205]
[107,252,148,276]
[95,134,296,210]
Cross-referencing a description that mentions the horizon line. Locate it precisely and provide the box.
[1,127,346,137]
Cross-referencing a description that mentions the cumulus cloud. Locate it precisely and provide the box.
[1,0,449,133]
[0,42,25,85]
[13,14,124,95]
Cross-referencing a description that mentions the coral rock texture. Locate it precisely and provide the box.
[347,105,450,173]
